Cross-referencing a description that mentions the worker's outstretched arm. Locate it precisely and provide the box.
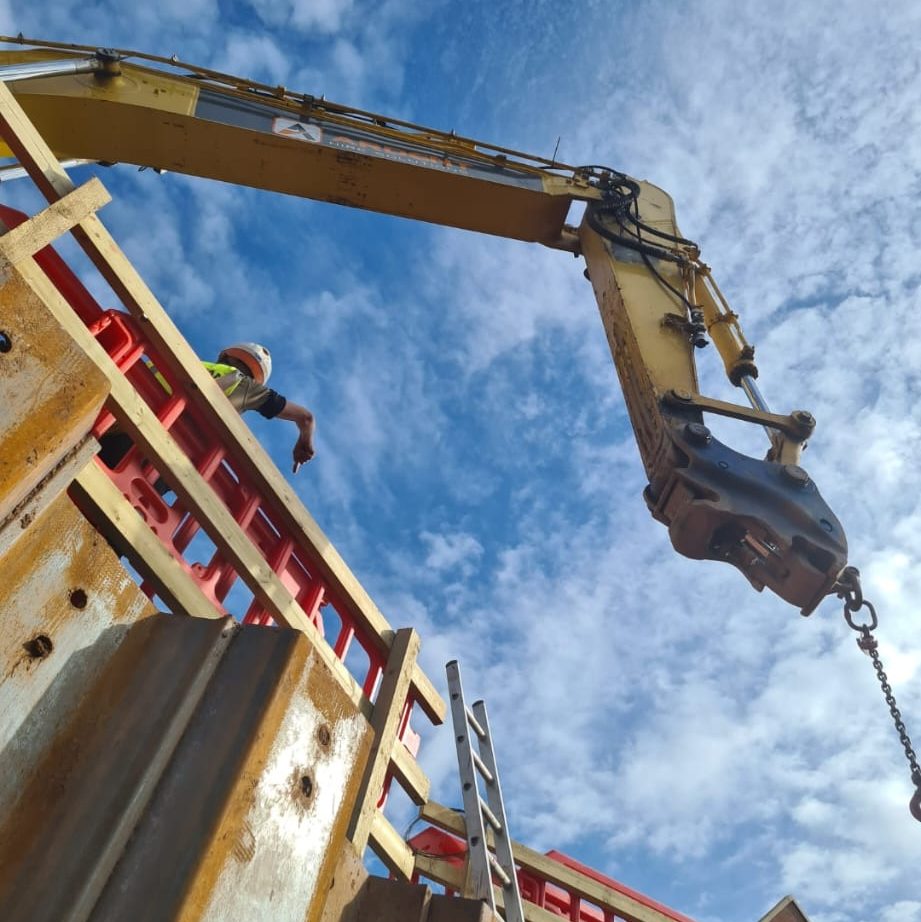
[276,401,316,472]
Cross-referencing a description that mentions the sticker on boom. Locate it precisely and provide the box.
[272,118,323,143]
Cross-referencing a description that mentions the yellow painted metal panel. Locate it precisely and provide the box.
[0,492,158,825]
[0,608,372,922]
[579,182,699,488]
[0,265,109,523]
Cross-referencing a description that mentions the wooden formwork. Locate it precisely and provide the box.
[0,74,444,915]
[414,803,702,922]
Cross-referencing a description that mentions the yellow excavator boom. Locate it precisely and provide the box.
[0,38,848,612]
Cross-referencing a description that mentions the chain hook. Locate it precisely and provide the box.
[835,565,921,823]
[835,565,863,611]
[912,773,921,824]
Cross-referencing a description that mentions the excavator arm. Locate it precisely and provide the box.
[580,179,845,612]
[0,38,847,612]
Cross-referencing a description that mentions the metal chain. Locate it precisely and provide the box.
[836,566,921,822]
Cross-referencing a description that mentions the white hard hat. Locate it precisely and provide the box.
[220,342,272,384]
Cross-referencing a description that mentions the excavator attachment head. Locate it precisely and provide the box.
[645,417,848,615]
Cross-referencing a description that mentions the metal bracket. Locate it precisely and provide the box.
[664,389,815,441]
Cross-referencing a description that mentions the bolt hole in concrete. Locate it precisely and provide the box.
[300,774,314,800]
[0,330,11,353]
[24,634,53,659]
[70,588,88,609]
[317,724,332,748]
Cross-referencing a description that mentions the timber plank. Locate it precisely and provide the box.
[369,812,415,881]
[414,853,465,892]
[71,461,224,621]
[71,210,444,723]
[391,740,430,806]
[0,177,110,265]
[414,856,558,922]
[75,209,448,721]
[0,81,74,200]
[420,802,690,922]
[349,628,420,850]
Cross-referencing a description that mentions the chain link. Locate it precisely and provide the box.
[836,566,921,822]
[859,632,921,777]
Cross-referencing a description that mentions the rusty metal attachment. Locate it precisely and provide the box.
[836,566,921,823]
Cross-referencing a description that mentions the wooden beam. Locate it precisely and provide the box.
[0,64,445,727]
[368,812,415,881]
[495,889,560,922]
[423,802,494,848]
[0,81,75,200]
[390,741,430,807]
[409,667,444,726]
[0,177,110,265]
[414,853,464,891]
[419,803,689,922]
[349,627,420,850]
[414,855,561,922]
[70,461,225,620]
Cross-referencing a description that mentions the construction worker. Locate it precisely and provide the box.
[98,341,315,477]
[209,342,316,472]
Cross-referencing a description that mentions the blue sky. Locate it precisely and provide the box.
[4,3,921,921]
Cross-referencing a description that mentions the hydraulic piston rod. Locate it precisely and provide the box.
[739,374,781,447]
[0,57,101,82]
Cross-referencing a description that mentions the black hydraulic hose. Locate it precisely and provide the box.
[622,209,698,248]
[579,164,702,314]
[586,204,699,313]
[586,204,684,264]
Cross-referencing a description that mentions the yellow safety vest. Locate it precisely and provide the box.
[144,359,244,397]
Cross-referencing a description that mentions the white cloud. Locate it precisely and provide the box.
[427,231,592,374]
[212,33,291,84]
[420,530,483,574]
[247,0,356,33]
[881,902,921,922]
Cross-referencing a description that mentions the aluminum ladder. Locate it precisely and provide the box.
[446,660,525,922]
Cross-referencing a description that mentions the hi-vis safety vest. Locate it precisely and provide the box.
[144,359,244,397]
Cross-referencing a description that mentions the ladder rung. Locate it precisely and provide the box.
[466,706,486,740]
[479,797,502,833]
[472,751,494,784]
[488,851,512,888]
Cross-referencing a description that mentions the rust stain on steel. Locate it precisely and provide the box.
[0,492,157,825]
[0,504,373,922]
[74,624,373,922]
[0,267,108,521]
[181,633,373,922]
[0,614,237,922]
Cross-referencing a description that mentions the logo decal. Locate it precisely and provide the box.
[272,118,322,143]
